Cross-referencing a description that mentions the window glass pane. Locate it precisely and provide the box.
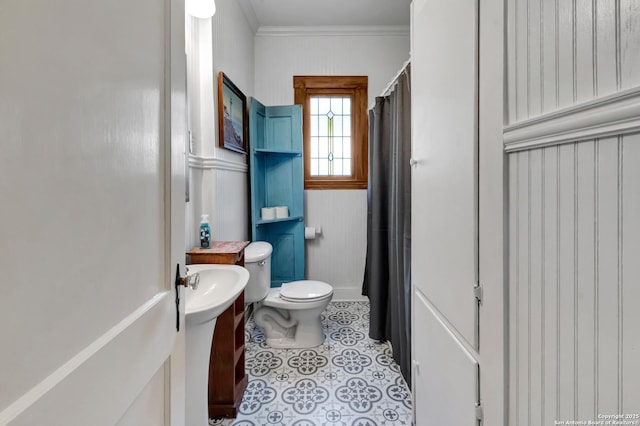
[318,97,331,115]
[333,159,343,175]
[343,160,351,176]
[318,137,329,158]
[308,95,353,178]
[342,98,351,114]
[331,97,343,115]
[343,115,351,136]
[343,137,351,157]
[318,160,329,176]
[334,139,343,158]
[318,115,328,137]
[333,115,343,137]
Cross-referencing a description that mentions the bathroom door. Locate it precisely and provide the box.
[411,0,480,423]
[0,0,187,424]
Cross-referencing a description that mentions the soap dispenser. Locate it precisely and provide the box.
[199,214,211,248]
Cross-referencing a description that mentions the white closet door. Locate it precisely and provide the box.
[413,293,479,425]
[411,0,479,348]
[411,0,480,423]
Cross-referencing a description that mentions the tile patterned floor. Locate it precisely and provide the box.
[210,301,413,426]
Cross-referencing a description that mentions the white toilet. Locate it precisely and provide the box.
[244,241,333,348]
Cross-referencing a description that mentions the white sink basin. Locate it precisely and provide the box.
[183,264,249,426]
[184,264,249,325]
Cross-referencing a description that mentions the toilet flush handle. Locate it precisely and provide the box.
[258,260,266,266]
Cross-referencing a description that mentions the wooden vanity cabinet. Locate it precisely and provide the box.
[187,241,250,418]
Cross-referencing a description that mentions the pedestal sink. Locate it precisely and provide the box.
[184,264,249,426]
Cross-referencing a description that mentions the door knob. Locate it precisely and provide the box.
[177,267,200,290]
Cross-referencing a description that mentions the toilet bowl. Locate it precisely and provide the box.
[244,242,333,349]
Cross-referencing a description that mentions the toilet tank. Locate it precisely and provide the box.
[244,241,273,303]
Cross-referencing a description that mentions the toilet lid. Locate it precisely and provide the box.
[279,280,333,302]
[245,241,273,262]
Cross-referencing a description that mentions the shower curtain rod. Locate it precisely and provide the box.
[370,59,411,110]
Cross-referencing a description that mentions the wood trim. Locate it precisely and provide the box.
[304,180,368,190]
[293,76,369,190]
[294,75,368,89]
[504,86,640,152]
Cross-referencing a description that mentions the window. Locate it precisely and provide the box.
[294,76,368,189]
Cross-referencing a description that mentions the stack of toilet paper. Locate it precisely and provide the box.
[261,206,288,219]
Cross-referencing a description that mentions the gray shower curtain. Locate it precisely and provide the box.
[362,65,411,388]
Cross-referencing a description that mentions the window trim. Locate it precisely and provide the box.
[294,76,368,190]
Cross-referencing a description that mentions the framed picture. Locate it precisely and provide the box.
[217,72,248,154]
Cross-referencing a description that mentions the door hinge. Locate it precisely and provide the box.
[475,402,483,422]
[473,283,483,304]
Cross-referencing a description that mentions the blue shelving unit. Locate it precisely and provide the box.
[249,98,304,287]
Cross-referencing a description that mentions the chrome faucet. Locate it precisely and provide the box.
[178,267,200,290]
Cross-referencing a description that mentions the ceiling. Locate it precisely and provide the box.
[242,0,411,28]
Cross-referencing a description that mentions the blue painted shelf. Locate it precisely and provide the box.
[249,99,305,288]
[253,148,302,156]
[256,215,304,226]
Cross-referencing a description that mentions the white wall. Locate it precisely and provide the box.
[185,0,255,249]
[506,0,640,423]
[254,27,410,299]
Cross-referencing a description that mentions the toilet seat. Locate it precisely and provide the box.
[279,280,333,302]
[261,281,333,310]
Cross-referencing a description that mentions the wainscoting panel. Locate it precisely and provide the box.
[620,0,640,90]
[304,190,368,300]
[189,155,249,244]
[508,135,640,424]
[507,0,640,125]
[622,133,640,412]
[541,145,559,426]
[213,167,249,242]
[507,0,640,422]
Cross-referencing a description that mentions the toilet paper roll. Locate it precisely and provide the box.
[275,206,289,218]
[305,227,316,239]
[261,207,276,220]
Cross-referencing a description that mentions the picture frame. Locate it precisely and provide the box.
[217,72,248,154]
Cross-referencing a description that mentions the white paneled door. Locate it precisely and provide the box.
[411,0,480,423]
[0,0,186,424]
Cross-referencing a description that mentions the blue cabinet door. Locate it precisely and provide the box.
[249,98,304,287]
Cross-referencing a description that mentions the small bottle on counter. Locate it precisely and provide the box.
[199,214,211,248]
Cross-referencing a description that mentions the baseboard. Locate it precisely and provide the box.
[331,288,369,302]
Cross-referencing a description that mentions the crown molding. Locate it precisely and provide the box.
[237,0,259,34]
[504,87,640,152]
[189,155,248,173]
[256,25,410,37]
